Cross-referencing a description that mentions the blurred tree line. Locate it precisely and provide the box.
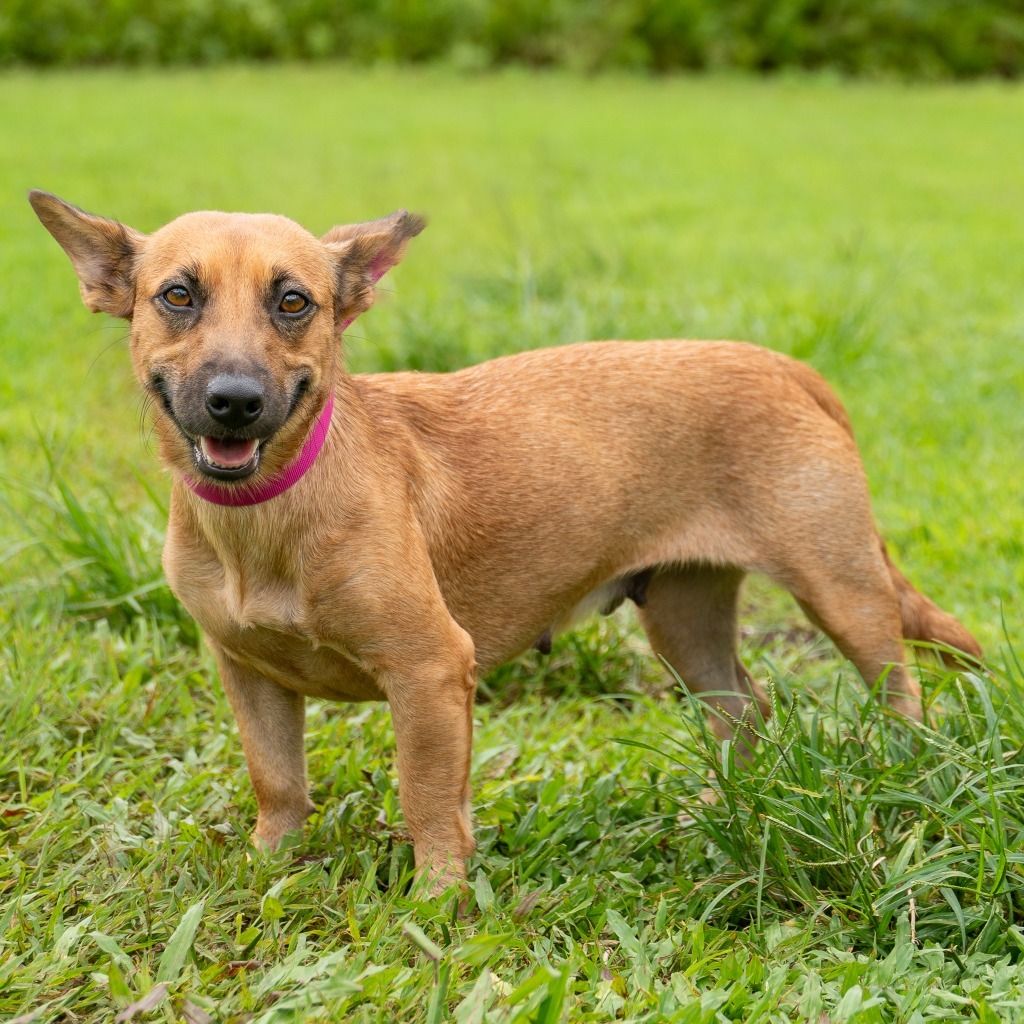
[2,0,1022,77]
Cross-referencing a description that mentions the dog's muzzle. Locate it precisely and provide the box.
[192,373,266,479]
[153,366,305,483]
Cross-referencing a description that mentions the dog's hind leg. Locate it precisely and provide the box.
[637,565,770,759]
[778,552,925,722]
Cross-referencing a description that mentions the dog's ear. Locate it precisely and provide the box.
[29,190,145,319]
[322,210,425,330]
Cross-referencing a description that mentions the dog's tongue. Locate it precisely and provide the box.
[200,436,258,469]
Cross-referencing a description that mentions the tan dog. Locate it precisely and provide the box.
[30,191,981,890]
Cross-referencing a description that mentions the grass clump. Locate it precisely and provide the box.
[642,664,1024,957]
[3,459,197,645]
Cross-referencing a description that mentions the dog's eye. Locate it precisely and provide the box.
[163,286,192,308]
[279,292,309,315]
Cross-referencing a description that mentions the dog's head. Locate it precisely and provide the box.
[29,191,423,485]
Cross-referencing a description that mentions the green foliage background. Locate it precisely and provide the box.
[2,0,1024,77]
[3,66,1024,1021]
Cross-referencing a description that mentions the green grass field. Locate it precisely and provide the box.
[3,67,1024,1022]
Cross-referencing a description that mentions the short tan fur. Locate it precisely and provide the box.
[30,191,981,891]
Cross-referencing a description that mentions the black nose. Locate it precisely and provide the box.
[205,374,264,429]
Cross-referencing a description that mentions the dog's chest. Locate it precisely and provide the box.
[164,529,381,701]
[176,557,302,653]
[217,563,301,633]
[171,539,305,633]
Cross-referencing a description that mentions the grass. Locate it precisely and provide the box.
[2,66,1024,1022]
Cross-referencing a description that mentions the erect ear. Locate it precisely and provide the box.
[322,209,425,330]
[29,190,145,319]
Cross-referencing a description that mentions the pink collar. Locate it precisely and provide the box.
[184,391,335,507]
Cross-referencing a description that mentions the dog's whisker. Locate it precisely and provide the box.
[88,331,131,375]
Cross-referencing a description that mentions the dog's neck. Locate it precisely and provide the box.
[183,391,336,507]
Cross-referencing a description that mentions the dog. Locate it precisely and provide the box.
[30,191,982,892]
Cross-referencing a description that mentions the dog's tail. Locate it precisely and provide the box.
[878,538,983,665]
[783,354,984,666]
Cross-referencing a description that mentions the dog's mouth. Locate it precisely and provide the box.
[193,436,262,481]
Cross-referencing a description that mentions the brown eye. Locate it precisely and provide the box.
[279,292,308,314]
[163,286,192,308]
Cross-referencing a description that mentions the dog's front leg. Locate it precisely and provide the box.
[212,645,315,850]
[382,626,478,894]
